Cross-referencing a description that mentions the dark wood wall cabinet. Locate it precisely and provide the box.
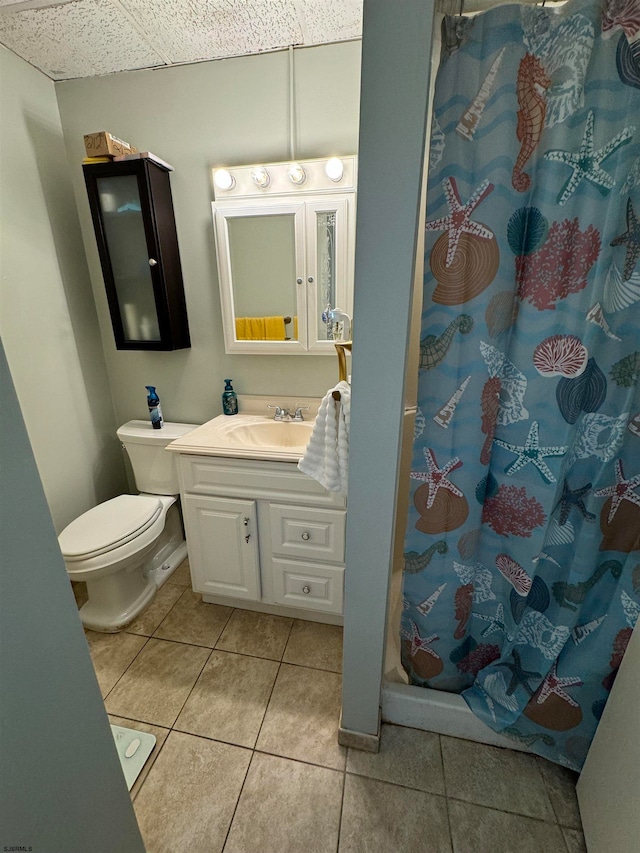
[83,158,190,350]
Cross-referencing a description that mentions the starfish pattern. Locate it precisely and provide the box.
[425,176,495,266]
[401,621,440,659]
[594,458,640,523]
[544,110,635,205]
[611,197,640,281]
[553,479,596,525]
[502,649,541,697]
[493,420,567,483]
[472,603,514,641]
[410,448,464,509]
[535,661,582,708]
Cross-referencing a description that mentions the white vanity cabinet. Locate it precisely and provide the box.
[178,454,346,622]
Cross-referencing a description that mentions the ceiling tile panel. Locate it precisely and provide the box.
[298,0,361,44]
[0,0,166,79]
[122,0,304,65]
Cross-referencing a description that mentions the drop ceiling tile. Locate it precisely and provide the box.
[298,0,362,44]
[122,0,304,65]
[0,0,166,79]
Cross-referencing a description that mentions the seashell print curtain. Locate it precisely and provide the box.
[401,0,640,770]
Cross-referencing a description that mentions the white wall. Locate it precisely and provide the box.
[55,42,362,427]
[0,45,125,533]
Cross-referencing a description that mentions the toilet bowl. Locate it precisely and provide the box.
[58,420,197,633]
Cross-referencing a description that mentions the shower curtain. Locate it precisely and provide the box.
[401,0,640,770]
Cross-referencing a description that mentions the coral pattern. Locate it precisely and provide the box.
[482,484,546,538]
[402,0,640,771]
[516,219,601,309]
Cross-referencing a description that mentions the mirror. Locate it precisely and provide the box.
[211,157,356,354]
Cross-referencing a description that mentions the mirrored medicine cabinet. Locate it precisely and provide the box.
[211,157,356,354]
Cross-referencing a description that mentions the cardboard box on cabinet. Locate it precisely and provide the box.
[83,131,138,158]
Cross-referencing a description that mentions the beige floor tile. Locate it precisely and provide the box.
[448,800,565,853]
[134,731,250,853]
[283,619,343,672]
[125,583,183,637]
[154,588,232,647]
[175,650,279,748]
[256,663,345,770]
[562,827,587,853]
[105,638,210,727]
[347,723,445,795]
[339,774,451,853]
[441,736,555,821]
[85,629,147,698]
[537,757,582,830]
[224,752,343,853]
[216,608,293,660]
[167,557,193,587]
[107,714,170,800]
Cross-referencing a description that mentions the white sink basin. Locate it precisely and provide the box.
[223,420,313,449]
[166,413,315,461]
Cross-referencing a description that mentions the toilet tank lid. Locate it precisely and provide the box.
[117,420,199,444]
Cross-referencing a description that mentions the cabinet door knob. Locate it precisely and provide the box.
[296,277,303,284]
[307,276,314,283]
[148,258,158,266]
[244,517,249,526]
[302,585,311,594]
[301,532,310,541]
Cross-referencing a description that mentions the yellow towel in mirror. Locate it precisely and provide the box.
[235,317,286,341]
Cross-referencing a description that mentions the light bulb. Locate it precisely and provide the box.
[325,157,344,182]
[214,169,235,191]
[251,167,270,188]
[287,163,306,185]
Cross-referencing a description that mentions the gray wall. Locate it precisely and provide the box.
[0,340,144,853]
[0,45,126,533]
[55,42,362,427]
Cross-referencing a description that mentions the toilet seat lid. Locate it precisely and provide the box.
[59,495,163,559]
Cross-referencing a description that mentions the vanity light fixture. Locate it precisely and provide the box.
[214,168,235,191]
[251,166,271,188]
[325,157,344,182]
[287,162,307,185]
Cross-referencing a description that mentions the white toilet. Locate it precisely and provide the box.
[59,420,197,633]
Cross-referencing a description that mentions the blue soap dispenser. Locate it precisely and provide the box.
[145,385,163,429]
[222,379,238,415]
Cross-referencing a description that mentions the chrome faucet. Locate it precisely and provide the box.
[268,405,309,421]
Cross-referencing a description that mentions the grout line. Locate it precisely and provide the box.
[343,768,448,798]
[98,634,151,703]
[221,748,258,852]
[253,661,282,750]
[336,760,347,853]
[438,733,455,851]
[445,794,566,826]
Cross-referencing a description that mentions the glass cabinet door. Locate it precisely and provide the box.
[96,174,161,344]
[305,197,350,352]
[214,202,306,352]
[84,158,190,351]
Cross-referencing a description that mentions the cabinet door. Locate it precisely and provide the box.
[83,159,190,351]
[213,201,307,354]
[305,196,352,353]
[183,494,260,600]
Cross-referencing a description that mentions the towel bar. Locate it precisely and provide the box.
[333,342,352,400]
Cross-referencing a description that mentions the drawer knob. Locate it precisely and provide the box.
[302,585,311,594]
[301,532,310,541]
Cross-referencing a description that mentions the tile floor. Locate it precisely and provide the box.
[75,559,587,853]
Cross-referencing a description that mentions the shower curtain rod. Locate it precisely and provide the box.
[435,0,566,11]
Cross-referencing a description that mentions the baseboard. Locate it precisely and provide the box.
[338,709,381,753]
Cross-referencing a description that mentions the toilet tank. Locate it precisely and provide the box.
[116,420,198,495]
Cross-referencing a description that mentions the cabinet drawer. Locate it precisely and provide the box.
[268,504,345,563]
[271,559,344,614]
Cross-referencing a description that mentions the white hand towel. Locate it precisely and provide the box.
[298,381,351,494]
